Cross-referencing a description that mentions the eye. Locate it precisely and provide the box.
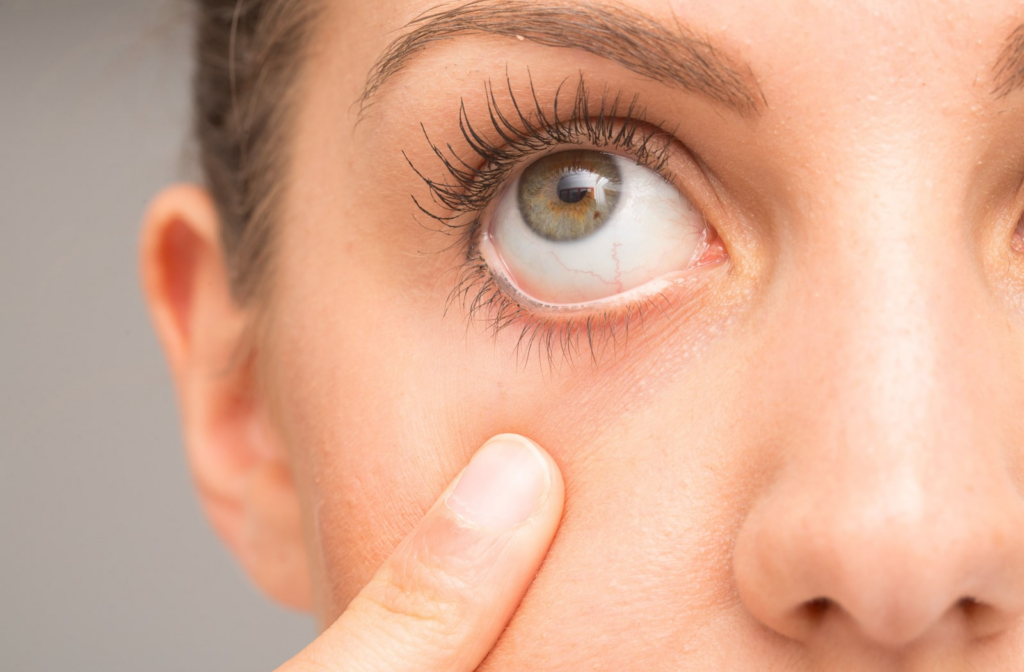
[478,149,720,305]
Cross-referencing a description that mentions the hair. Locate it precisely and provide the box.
[192,0,323,303]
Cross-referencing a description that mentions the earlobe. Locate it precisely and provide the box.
[139,185,312,611]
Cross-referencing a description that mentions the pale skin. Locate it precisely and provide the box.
[142,0,1024,669]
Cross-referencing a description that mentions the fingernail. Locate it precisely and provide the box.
[445,435,549,529]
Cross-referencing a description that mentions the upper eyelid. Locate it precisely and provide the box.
[406,73,677,223]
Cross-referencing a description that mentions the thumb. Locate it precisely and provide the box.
[277,434,565,672]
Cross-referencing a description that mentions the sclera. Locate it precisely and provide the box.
[482,154,709,305]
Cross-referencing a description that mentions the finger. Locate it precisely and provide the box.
[277,433,565,672]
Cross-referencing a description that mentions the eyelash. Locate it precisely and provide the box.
[406,73,685,366]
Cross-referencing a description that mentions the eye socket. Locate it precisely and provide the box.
[479,149,719,305]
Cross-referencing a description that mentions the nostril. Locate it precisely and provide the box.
[791,597,834,635]
[803,597,832,621]
[958,596,980,615]
[955,596,1006,639]
[957,595,995,625]
[789,595,1003,646]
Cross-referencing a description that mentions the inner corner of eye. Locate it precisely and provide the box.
[476,148,715,306]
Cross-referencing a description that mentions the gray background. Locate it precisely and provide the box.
[1,1,313,669]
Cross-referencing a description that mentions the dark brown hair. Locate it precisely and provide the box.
[193,0,322,303]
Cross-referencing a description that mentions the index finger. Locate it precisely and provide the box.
[277,434,565,672]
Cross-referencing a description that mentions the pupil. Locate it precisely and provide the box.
[559,187,590,204]
[557,172,596,204]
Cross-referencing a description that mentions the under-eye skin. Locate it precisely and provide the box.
[407,73,727,361]
[1014,215,1024,253]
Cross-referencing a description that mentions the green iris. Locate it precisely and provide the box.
[517,150,622,241]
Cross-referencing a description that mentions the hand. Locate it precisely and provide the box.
[277,434,565,671]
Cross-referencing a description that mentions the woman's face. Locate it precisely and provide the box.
[201,0,1024,668]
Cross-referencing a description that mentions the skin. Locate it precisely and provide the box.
[142,0,1024,669]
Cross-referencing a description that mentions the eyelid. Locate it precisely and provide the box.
[408,73,732,363]
[406,74,678,224]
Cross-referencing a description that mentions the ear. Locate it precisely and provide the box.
[140,185,311,610]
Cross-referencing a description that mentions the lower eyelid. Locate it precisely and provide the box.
[449,224,730,367]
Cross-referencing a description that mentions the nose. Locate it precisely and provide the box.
[732,199,1024,650]
[734,455,1024,648]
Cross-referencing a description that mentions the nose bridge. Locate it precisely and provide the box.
[795,166,981,465]
[790,171,998,554]
[733,164,1024,648]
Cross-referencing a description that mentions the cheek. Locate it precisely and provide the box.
[262,230,764,662]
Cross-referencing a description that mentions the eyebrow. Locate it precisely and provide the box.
[994,23,1024,97]
[359,0,766,116]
